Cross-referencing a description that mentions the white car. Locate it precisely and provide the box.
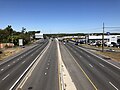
[105,42,113,47]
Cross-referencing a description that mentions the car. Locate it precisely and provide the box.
[105,42,113,47]
[108,44,113,47]
[90,43,96,46]
[75,42,79,45]
[22,46,25,48]
[110,42,120,47]
[107,49,115,52]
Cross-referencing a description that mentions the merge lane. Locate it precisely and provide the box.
[21,40,59,90]
[65,42,120,90]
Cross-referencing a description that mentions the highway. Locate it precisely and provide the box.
[60,42,95,90]
[18,39,59,90]
[0,39,49,90]
[62,42,120,90]
[0,39,120,90]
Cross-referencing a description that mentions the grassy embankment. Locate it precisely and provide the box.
[0,47,23,61]
[80,44,120,62]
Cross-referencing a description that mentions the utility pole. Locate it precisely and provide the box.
[102,23,105,52]
[12,32,13,48]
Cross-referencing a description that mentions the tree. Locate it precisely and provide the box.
[21,27,26,33]
[4,25,13,35]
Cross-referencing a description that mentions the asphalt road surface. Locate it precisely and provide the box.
[63,42,120,90]
[0,39,120,90]
[60,42,95,90]
[0,39,48,90]
[20,39,59,90]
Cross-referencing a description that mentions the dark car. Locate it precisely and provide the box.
[111,42,120,47]
[75,42,79,45]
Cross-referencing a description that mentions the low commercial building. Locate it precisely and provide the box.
[0,43,14,48]
[88,35,120,44]
[35,33,43,39]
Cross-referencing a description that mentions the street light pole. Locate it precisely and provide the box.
[102,23,105,52]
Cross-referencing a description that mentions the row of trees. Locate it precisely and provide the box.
[0,25,36,46]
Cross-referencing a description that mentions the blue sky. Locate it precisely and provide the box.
[0,0,120,33]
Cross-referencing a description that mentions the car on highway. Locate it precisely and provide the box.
[75,42,79,45]
[106,49,115,52]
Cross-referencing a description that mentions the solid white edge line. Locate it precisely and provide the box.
[9,41,50,90]
[109,82,119,90]
[77,46,120,70]
[18,41,51,89]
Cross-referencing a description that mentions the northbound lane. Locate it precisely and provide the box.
[64,42,120,90]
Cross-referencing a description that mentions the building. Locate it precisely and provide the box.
[0,43,14,48]
[35,33,43,39]
[88,35,120,44]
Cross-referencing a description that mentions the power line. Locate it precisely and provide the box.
[105,27,120,28]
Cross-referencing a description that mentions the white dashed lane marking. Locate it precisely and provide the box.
[89,64,93,68]
[46,67,49,69]
[45,73,47,75]
[109,82,118,90]
[22,61,26,64]
[1,69,4,71]
[99,63,105,67]
[79,56,82,57]
[2,74,10,81]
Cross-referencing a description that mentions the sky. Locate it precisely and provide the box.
[0,0,120,34]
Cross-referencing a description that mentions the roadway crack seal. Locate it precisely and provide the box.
[9,41,51,90]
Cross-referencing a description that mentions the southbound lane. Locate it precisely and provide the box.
[64,42,120,90]
[0,39,49,90]
[59,42,95,90]
[20,39,59,90]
